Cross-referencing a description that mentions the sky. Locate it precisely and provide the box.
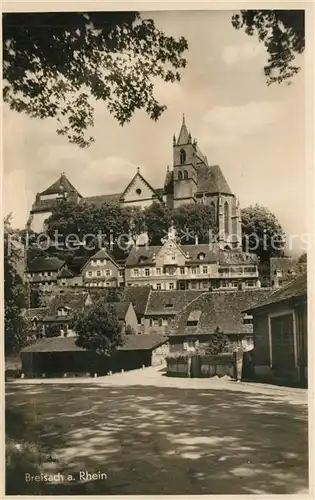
[3,10,307,255]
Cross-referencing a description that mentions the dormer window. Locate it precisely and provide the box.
[198,253,206,260]
[186,252,190,259]
[165,301,174,308]
[187,310,201,326]
[243,313,253,325]
[184,170,188,180]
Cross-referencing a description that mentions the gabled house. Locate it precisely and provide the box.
[244,273,307,386]
[144,290,205,333]
[110,301,138,334]
[25,256,66,289]
[57,266,83,287]
[167,289,272,352]
[125,234,260,290]
[81,248,124,288]
[42,291,93,337]
[124,286,152,329]
[270,257,307,289]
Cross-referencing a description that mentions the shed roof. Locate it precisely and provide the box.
[245,273,307,313]
[21,334,168,353]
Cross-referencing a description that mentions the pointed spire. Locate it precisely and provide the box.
[177,113,190,145]
[137,166,140,173]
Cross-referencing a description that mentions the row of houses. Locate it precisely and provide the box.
[25,237,262,293]
[23,272,308,386]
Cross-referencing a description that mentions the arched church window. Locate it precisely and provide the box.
[211,201,216,219]
[180,149,186,165]
[224,201,229,234]
[178,171,183,180]
[184,170,188,180]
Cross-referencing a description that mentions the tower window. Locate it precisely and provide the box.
[178,171,183,180]
[211,201,216,219]
[184,170,188,180]
[224,201,229,234]
[136,188,142,195]
[180,149,186,165]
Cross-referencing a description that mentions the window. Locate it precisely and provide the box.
[105,282,111,287]
[119,270,124,277]
[105,269,111,277]
[169,283,175,290]
[165,301,174,308]
[202,265,208,274]
[158,318,163,327]
[172,254,176,261]
[136,188,142,195]
[180,149,186,165]
[198,253,205,260]
[211,201,216,219]
[243,313,253,325]
[184,170,188,180]
[133,269,139,277]
[97,270,101,277]
[191,267,197,274]
[180,267,185,275]
[156,268,161,275]
[145,268,150,277]
[202,281,209,288]
[87,271,92,277]
[156,283,162,290]
[178,171,183,180]
[224,201,229,234]
[191,282,197,289]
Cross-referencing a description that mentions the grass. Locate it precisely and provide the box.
[5,382,308,495]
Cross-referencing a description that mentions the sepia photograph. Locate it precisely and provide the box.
[2,5,311,496]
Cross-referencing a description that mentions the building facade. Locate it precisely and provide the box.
[82,248,125,288]
[27,115,242,249]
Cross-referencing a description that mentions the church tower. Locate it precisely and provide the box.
[172,115,197,208]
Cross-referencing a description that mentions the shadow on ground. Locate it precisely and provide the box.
[5,383,308,495]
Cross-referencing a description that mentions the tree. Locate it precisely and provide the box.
[205,327,230,355]
[71,299,123,354]
[123,206,146,245]
[298,252,307,264]
[3,12,188,147]
[144,202,172,245]
[4,216,27,355]
[232,10,304,85]
[172,203,217,245]
[241,204,285,262]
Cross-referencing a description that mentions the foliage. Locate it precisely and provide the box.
[144,202,172,245]
[232,10,304,85]
[105,288,122,303]
[4,215,28,355]
[3,12,188,147]
[172,203,217,244]
[125,324,136,335]
[71,298,122,354]
[166,351,194,361]
[204,327,230,355]
[298,252,307,264]
[241,204,285,262]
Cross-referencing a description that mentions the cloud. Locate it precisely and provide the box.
[201,101,284,145]
[153,81,185,104]
[221,43,265,65]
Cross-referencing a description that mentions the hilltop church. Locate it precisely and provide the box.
[27,115,242,249]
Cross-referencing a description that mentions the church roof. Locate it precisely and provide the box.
[196,164,233,195]
[40,173,82,197]
[120,170,163,201]
[176,115,190,145]
[82,193,121,207]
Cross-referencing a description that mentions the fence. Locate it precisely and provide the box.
[166,350,244,379]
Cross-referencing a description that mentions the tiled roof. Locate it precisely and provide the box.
[167,289,272,337]
[118,333,168,351]
[40,173,81,197]
[47,291,91,316]
[125,286,151,316]
[125,245,162,266]
[82,193,121,208]
[21,333,168,353]
[195,145,208,165]
[24,307,48,320]
[218,250,258,265]
[270,257,307,277]
[245,273,307,313]
[27,257,65,272]
[196,164,233,195]
[181,244,219,263]
[145,290,205,315]
[110,301,130,320]
[57,267,75,279]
